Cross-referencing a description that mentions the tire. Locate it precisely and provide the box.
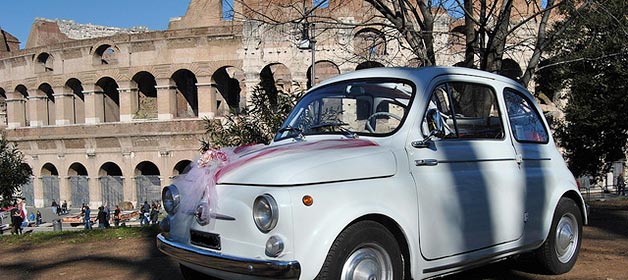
[535,197,583,274]
[316,221,404,280]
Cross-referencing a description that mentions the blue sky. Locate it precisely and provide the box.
[0,0,189,49]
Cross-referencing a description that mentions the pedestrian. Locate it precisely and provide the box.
[140,201,150,226]
[11,207,23,235]
[36,210,42,227]
[150,204,159,225]
[104,205,111,228]
[62,200,68,214]
[94,206,108,229]
[51,199,58,215]
[114,205,121,227]
[17,197,29,230]
[83,205,92,230]
[618,175,626,196]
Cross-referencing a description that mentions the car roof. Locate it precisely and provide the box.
[314,66,526,93]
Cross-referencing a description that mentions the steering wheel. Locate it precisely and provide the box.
[366,112,402,133]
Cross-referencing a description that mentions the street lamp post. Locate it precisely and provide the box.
[297,4,317,88]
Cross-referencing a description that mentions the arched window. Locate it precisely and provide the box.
[35,52,53,73]
[93,44,118,65]
[354,29,386,58]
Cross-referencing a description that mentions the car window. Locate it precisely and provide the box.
[275,80,413,141]
[504,89,548,143]
[424,82,504,140]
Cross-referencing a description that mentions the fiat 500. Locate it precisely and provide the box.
[157,67,587,280]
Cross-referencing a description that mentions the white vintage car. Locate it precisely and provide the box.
[157,67,587,280]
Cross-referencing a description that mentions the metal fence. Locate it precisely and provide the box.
[21,177,34,206]
[100,176,124,208]
[136,175,161,207]
[42,176,60,207]
[69,176,90,208]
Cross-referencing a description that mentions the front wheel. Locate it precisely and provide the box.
[535,197,583,274]
[316,221,404,280]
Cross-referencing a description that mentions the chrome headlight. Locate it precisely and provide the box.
[265,235,285,257]
[162,185,180,215]
[253,194,278,233]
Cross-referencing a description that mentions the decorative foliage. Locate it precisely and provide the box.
[202,85,303,150]
[537,0,628,179]
[0,134,32,208]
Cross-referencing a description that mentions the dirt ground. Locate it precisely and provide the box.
[1,198,627,280]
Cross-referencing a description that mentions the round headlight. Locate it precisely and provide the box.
[253,194,278,233]
[162,185,180,215]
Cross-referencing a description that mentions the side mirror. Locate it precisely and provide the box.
[412,108,446,148]
[426,108,446,139]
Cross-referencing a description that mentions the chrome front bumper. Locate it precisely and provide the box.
[156,233,301,280]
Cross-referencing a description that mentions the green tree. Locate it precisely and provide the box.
[0,133,32,207]
[202,85,303,149]
[537,0,628,178]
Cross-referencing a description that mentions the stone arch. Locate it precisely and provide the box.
[131,71,158,119]
[65,78,85,124]
[38,83,55,126]
[450,25,466,53]
[407,58,423,68]
[212,66,244,113]
[307,60,340,88]
[0,87,6,126]
[99,162,124,207]
[135,161,160,176]
[135,161,161,205]
[172,69,199,118]
[356,61,385,70]
[173,160,192,177]
[68,162,89,207]
[99,162,123,176]
[41,162,60,207]
[68,162,88,176]
[41,162,59,176]
[260,63,292,107]
[96,77,120,123]
[499,58,523,80]
[15,84,29,126]
[34,52,54,73]
[93,44,119,65]
[354,28,386,58]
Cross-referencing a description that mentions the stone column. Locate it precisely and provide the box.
[83,85,105,124]
[28,94,48,127]
[196,76,216,119]
[6,95,27,128]
[156,78,177,120]
[117,80,138,122]
[53,86,74,125]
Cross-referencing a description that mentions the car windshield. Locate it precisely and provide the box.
[275,79,414,141]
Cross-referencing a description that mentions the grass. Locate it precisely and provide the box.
[0,224,162,246]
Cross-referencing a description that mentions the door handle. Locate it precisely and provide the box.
[415,159,438,166]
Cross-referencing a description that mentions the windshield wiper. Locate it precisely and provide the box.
[309,122,357,139]
[277,126,305,141]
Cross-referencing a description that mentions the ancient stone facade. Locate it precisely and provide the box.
[0,0,537,208]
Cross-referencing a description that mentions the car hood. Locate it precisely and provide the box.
[216,139,397,186]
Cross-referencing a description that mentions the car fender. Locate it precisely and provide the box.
[288,175,419,279]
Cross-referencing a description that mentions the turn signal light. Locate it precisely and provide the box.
[302,195,313,206]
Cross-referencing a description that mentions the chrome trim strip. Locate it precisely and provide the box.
[156,234,300,279]
[438,158,516,164]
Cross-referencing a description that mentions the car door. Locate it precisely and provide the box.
[502,88,554,234]
[407,77,525,260]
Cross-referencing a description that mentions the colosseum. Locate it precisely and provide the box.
[0,0,536,209]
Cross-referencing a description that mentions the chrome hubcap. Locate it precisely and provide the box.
[341,243,393,280]
[555,213,578,263]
